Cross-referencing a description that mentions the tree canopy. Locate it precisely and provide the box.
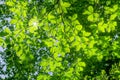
[0,0,120,80]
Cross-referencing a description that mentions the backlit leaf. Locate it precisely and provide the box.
[87,14,94,22]
[88,6,93,13]
[62,2,71,8]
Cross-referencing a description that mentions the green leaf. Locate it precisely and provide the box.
[107,28,111,32]
[114,52,120,58]
[71,41,79,48]
[4,27,11,34]
[41,8,46,15]
[62,7,67,13]
[113,5,118,12]
[78,62,86,67]
[70,36,74,42]
[97,54,103,61]
[51,20,56,24]
[76,44,81,51]
[57,7,62,14]
[10,19,18,24]
[98,21,107,32]
[83,10,91,15]
[88,6,93,13]
[6,1,15,6]
[72,14,77,20]
[72,20,80,25]
[106,1,111,5]
[29,16,39,27]
[75,25,82,31]
[65,26,70,32]
[48,13,55,20]
[76,36,81,41]
[53,52,59,58]
[110,13,117,20]
[94,13,99,22]
[62,2,71,8]
[104,7,111,14]
[44,40,54,47]
[43,26,49,31]
[109,21,117,31]
[79,67,84,71]
[0,37,4,46]
[64,47,70,53]
[87,14,94,22]
[88,40,95,48]
[29,26,37,33]
[16,49,23,58]
[37,74,50,80]
[83,31,91,37]
[113,21,117,26]
[23,11,27,17]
